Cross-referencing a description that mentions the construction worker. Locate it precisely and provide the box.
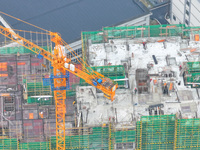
[134,88,137,94]
[179,65,182,71]
[73,101,76,105]
[142,42,147,50]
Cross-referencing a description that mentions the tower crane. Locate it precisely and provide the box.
[0,12,118,150]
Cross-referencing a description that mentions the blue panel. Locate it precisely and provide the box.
[97,79,102,84]
[50,71,70,91]
[43,78,51,86]
[49,62,53,69]
[93,80,97,86]
[37,53,43,59]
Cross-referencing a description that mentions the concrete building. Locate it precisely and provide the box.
[0,0,151,62]
[170,0,200,26]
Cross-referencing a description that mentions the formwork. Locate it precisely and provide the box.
[80,65,126,88]
[136,115,176,150]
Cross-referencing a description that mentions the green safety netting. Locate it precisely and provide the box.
[80,65,126,88]
[136,115,176,150]
[27,96,53,105]
[82,24,200,63]
[0,46,50,55]
[82,24,185,46]
[0,139,18,150]
[19,141,50,150]
[51,127,110,150]
[26,82,51,97]
[175,119,200,150]
[115,130,136,143]
[1,116,200,149]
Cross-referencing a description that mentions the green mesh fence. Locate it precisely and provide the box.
[19,141,50,150]
[2,116,200,149]
[115,130,136,143]
[27,96,53,105]
[0,46,50,55]
[0,128,136,150]
[136,115,176,150]
[0,139,18,150]
[175,118,200,150]
[80,65,126,88]
[26,82,51,97]
[50,127,110,150]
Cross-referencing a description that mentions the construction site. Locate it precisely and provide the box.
[1,11,200,150]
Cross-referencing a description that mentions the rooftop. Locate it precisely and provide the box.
[0,0,150,43]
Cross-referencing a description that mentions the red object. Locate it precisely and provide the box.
[31,63,40,66]
[17,62,26,65]
[179,65,182,70]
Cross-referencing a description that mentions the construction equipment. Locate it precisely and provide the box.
[0,12,118,150]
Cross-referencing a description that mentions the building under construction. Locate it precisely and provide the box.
[0,23,200,150]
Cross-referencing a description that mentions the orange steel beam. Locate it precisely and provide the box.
[53,68,66,150]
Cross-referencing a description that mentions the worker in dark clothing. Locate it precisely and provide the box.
[134,88,137,94]
[142,42,147,50]
[179,65,182,71]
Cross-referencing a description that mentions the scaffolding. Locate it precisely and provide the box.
[0,126,136,150]
[0,115,200,149]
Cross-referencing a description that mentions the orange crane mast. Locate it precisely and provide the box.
[0,19,118,149]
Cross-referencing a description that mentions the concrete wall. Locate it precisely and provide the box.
[171,0,200,26]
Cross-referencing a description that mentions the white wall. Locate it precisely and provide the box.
[171,0,200,26]
[189,1,200,26]
[171,0,185,24]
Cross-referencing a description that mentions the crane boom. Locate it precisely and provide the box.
[0,25,118,100]
[0,24,118,150]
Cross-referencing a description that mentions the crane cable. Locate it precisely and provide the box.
[0,11,50,33]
